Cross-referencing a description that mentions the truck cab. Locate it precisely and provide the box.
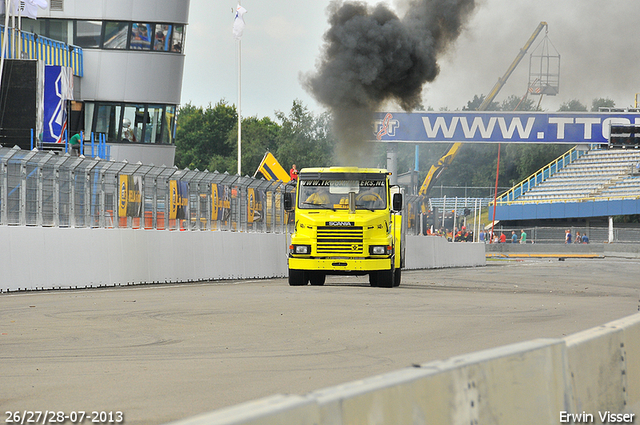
[285,167,404,288]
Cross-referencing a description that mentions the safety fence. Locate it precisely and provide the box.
[0,147,433,235]
[0,147,292,232]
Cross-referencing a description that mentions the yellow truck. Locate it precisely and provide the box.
[284,167,404,288]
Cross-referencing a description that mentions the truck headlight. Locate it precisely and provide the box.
[291,244,311,254]
[369,245,392,255]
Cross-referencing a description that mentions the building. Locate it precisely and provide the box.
[10,0,190,166]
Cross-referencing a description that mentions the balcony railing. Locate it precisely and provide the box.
[0,25,83,76]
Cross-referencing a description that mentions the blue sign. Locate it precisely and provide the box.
[372,112,640,144]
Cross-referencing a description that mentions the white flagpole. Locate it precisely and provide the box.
[237,34,241,176]
[236,1,242,176]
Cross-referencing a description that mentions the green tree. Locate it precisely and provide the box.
[591,97,615,112]
[218,115,281,176]
[558,99,588,112]
[175,100,237,171]
[275,100,336,170]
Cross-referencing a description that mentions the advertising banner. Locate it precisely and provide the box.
[118,175,142,218]
[372,112,640,144]
[43,66,74,144]
[169,180,189,220]
[247,188,265,223]
[212,184,231,221]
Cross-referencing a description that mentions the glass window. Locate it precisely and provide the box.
[171,25,184,53]
[48,20,71,44]
[122,104,146,143]
[130,23,152,50]
[103,21,129,49]
[75,20,102,48]
[94,103,122,141]
[146,106,164,143]
[163,105,176,144]
[153,24,172,51]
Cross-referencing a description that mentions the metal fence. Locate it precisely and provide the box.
[0,147,436,236]
[0,147,295,233]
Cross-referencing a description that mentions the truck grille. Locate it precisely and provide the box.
[316,226,364,254]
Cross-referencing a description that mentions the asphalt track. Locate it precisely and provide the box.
[1,257,639,424]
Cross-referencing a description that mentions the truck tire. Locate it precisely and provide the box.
[393,268,401,287]
[377,268,394,288]
[289,269,308,286]
[309,272,325,286]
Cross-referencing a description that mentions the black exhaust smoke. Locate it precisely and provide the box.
[303,0,475,164]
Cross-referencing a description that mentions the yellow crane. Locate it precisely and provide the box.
[418,22,549,197]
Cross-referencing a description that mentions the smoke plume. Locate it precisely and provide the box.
[303,0,476,165]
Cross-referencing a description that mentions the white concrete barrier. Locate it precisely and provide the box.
[0,227,485,292]
[166,313,640,425]
[164,395,320,425]
[405,235,485,270]
[312,339,567,425]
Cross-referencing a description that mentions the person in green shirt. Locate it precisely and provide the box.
[520,229,527,244]
[69,133,82,156]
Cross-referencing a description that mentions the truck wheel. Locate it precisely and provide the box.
[309,272,325,286]
[393,268,401,287]
[377,268,394,288]
[369,272,378,287]
[289,269,308,286]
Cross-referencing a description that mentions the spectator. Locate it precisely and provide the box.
[582,233,589,244]
[520,229,527,244]
[511,230,518,244]
[479,229,486,243]
[289,164,299,182]
[499,232,506,243]
[565,229,572,244]
[69,132,82,156]
[574,231,581,244]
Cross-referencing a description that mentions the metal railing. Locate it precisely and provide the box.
[495,146,584,204]
[0,147,437,237]
[0,25,83,77]
[0,147,294,232]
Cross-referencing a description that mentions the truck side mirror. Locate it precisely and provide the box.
[284,192,293,212]
[392,193,403,212]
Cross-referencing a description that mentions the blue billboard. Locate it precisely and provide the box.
[372,112,640,144]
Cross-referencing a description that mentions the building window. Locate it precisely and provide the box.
[153,24,172,52]
[171,25,184,53]
[86,102,176,145]
[75,21,102,48]
[95,104,122,141]
[130,23,152,50]
[103,21,129,49]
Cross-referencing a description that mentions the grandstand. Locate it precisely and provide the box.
[493,147,640,221]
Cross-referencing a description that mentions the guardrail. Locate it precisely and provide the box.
[167,312,640,425]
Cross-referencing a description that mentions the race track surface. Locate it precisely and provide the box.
[1,257,638,424]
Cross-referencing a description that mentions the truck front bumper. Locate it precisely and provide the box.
[288,256,393,272]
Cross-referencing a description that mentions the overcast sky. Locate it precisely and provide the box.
[181,0,640,119]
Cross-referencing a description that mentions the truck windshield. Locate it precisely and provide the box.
[298,180,387,210]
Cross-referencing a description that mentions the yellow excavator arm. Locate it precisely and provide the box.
[418,22,548,197]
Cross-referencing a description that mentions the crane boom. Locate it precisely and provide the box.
[418,22,548,196]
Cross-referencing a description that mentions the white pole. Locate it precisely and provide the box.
[473,198,478,242]
[608,216,614,243]
[236,2,242,176]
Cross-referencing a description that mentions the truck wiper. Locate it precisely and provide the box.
[302,202,336,211]
[355,203,375,212]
